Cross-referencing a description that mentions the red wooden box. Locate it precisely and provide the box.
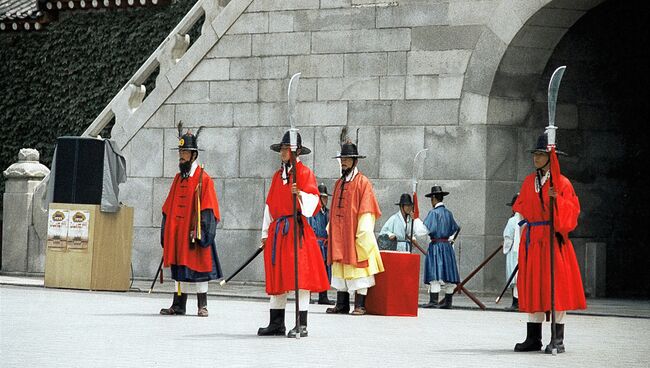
[366,251,420,317]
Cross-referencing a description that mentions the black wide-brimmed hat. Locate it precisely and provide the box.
[506,193,519,206]
[318,183,329,197]
[334,142,366,159]
[529,132,567,156]
[270,130,311,155]
[172,122,203,151]
[424,185,449,198]
[333,127,366,159]
[395,193,414,206]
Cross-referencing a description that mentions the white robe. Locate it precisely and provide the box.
[379,211,429,252]
[503,212,523,286]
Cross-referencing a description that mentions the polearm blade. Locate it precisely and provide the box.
[546,65,565,355]
[547,66,566,147]
[288,72,301,152]
[411,148,428,193]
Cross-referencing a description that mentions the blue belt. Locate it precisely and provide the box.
[271,216,291,266]
[429,237,449,243]
[518,219,550,254]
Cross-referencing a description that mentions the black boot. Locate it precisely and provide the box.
[326,292,350,314]
[287,311,308,338]
[505,296,518,311]
[435,293,453,309]
[318,291,335,305]
[545,324,565,354]
[419,292,439,308]
[351,293,367,315]
[514,322,543,352]
[160,293,187,315]
[197,293,208,317]
[257,309,286,336]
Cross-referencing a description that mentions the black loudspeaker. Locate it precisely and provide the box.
[52,136,105,205]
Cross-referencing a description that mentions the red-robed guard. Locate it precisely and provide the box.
[512,133,586,353]
[257,131,330,338]
[159,125,222,317]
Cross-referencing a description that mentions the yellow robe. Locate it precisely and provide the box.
[331,213,384,279]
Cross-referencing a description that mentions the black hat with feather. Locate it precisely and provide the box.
[172,121,203,151]
[333,126,366,159]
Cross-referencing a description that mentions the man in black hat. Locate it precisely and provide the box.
[160,125,222,317]
[511,132,585,353]
[502,193,522,311]
[257,130,330,338]
[307,183,335,305]
[379,193,429,252]
[419,185,461,309]
[326,128,384,316]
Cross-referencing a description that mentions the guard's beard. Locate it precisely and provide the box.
[341,167,354,179]
[179,161,192,179]
[535,168,545,210]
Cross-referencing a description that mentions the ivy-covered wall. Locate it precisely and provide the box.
[0,0,197,210]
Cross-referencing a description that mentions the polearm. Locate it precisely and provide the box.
[189,164,204,245]
[148,256,164,293]
[196,164,204,242]
[219,246,264,286]
[495,265,518,304]
[288,72,302,339]
[546,65,566,355]
[453,244,502,294]
[451,227,461,270]
[411,240,485,309]
[446,227,486,309]
[408,149,428,253]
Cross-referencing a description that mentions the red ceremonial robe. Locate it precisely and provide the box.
[162,167,220,273]
[263,161,330,295]
[327,172,381,268]
[513,172,586,313]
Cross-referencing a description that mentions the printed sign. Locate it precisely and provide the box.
[47,209,69,248]
[67,210,90,249]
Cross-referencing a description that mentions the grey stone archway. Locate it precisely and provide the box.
[458,0,607,291]
[460,0,606,127]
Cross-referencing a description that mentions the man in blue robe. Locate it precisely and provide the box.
[307,183,334,305]
[420,185,460,309]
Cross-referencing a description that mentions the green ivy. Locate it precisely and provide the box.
[0,0,197,210]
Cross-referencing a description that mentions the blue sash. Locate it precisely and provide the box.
[518,219,550,254]
[272,216,290,265]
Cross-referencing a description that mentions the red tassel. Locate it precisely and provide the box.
[549,147,561,183]
[413,192,420,219]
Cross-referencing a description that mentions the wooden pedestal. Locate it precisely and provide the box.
[45,203,133,291]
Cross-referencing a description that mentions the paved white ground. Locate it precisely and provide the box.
[1,285,649,368]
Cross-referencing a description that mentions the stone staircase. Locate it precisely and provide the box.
[82,0,253,150]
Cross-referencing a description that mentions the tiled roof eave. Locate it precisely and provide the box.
[1,0,168,32]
